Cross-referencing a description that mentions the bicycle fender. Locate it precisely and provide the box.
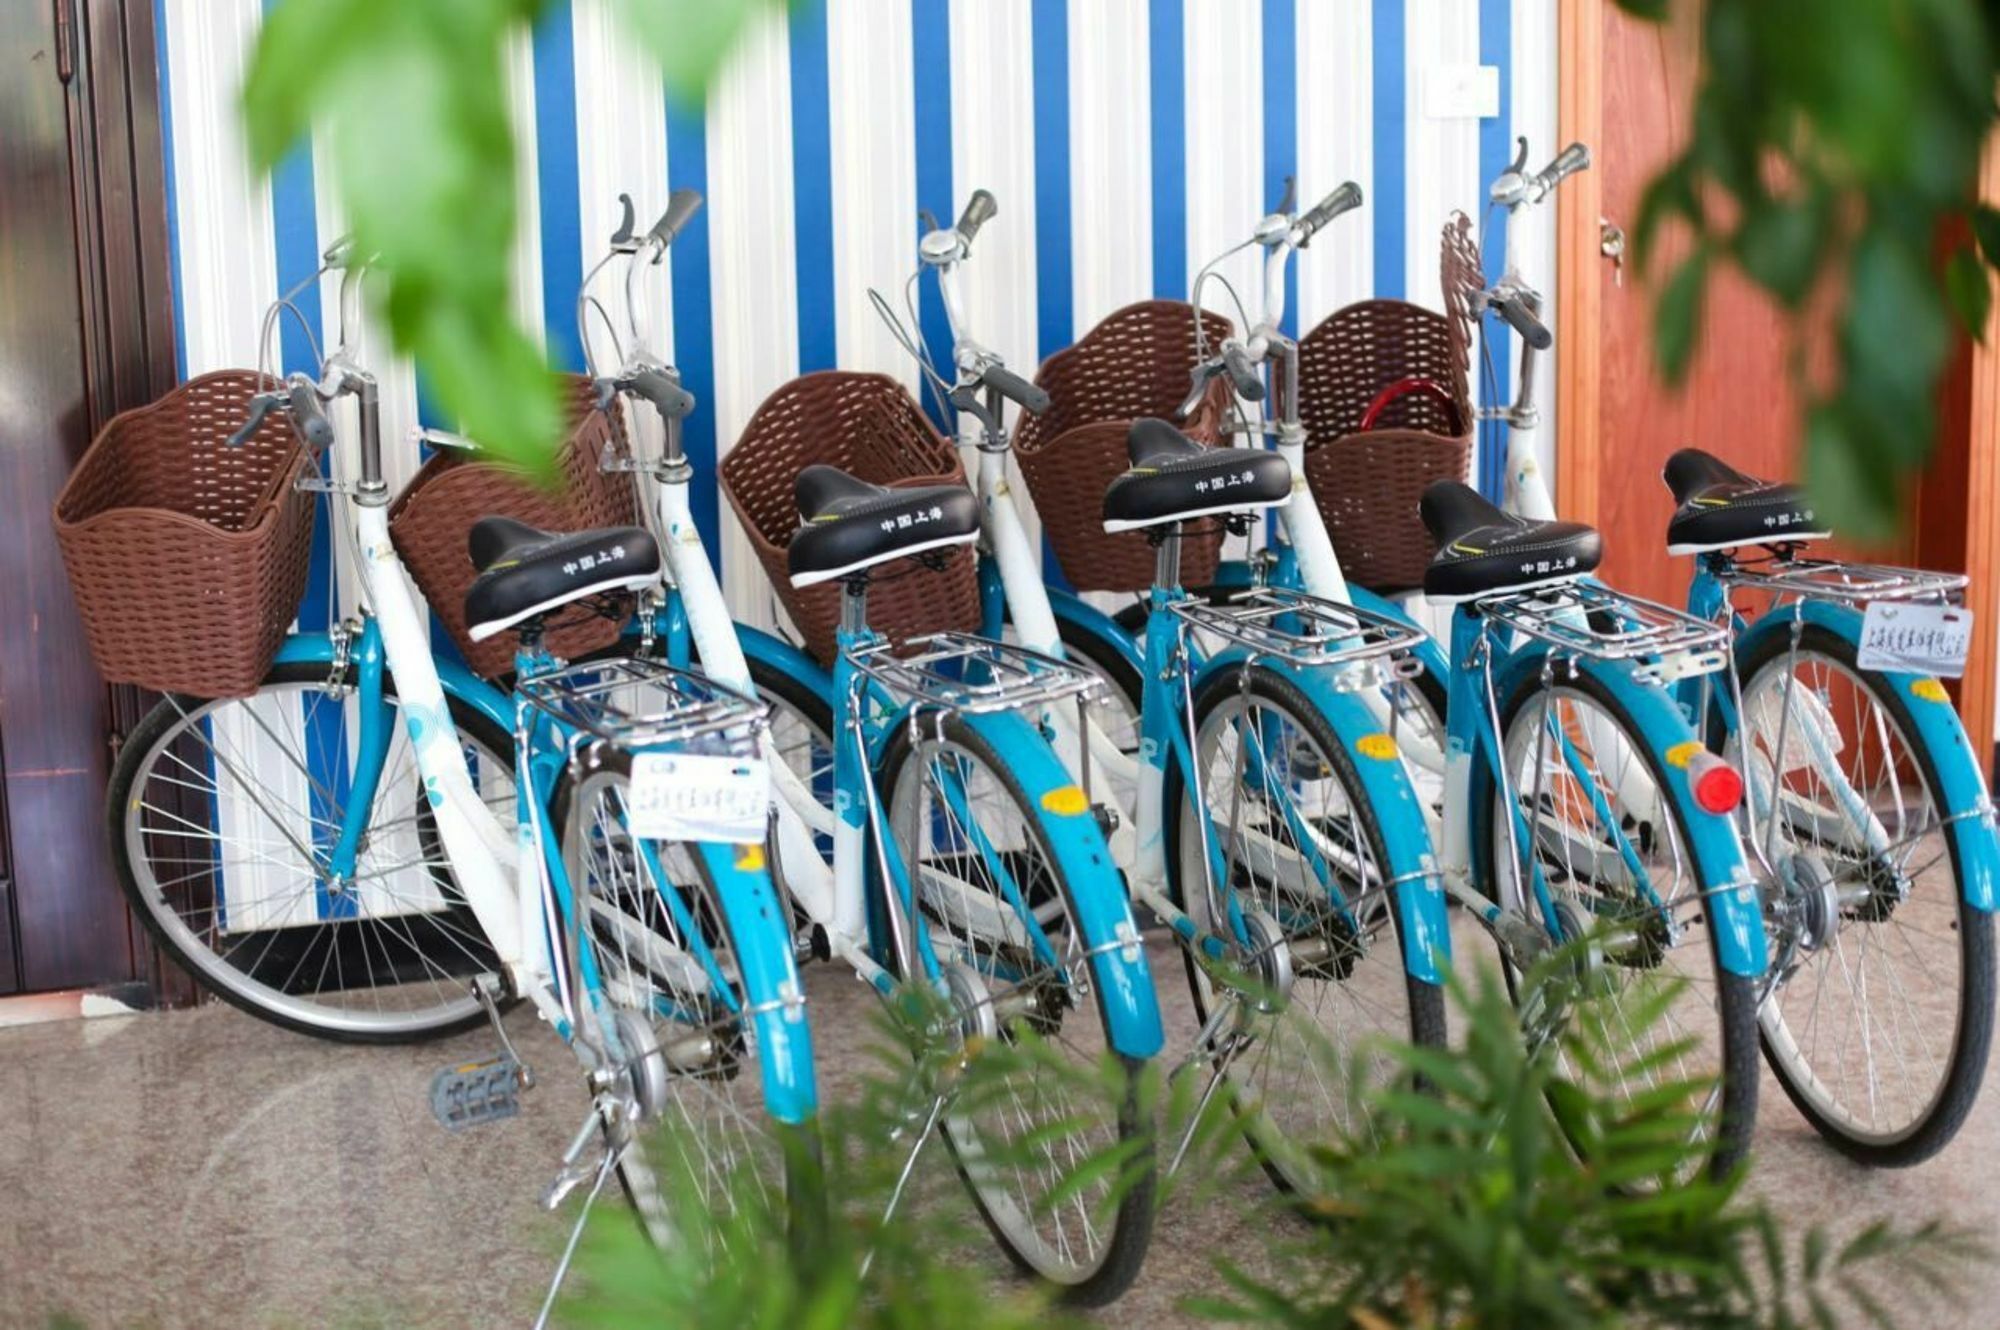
[1192,649,1451,987]
[958,711,1166,1059]
[1737,602,1999,913]
[739,626,834,707]
[693,840,820,1125]
[1046,588,1145,678]
[1491,644,1767,979]
[273,632,514,734]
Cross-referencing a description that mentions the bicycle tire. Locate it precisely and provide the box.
[1734,622,1996,1165]
[1164,662,1448,1195]
[108,660,514,1043]
[1472,664,1762,1177]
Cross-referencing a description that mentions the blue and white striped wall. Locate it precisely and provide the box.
[157,0,1561,638]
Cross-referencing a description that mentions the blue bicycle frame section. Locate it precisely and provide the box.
[271,619,820,1126]
[1689,572,2000,915]
[1453,607,1767,980]
[830,619,1165,1061]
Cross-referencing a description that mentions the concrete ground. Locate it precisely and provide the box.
[3,941,1997,1329]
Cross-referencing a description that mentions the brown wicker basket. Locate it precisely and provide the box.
[721,371,979,667]
[54,370,317,698]
[1015,301,1237,592]
[390,376,640,680]
[1298,284,1475,593]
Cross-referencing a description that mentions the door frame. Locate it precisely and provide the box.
[1554,0,1999,752]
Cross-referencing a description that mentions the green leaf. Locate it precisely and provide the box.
[1972,205,2000,269]
[1946,245,1991,341]
[1735,190,1829,307]
[1654,248,1710,385]
[614,0,784,105]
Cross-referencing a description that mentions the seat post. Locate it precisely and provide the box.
[1153,524,1183,591]
[839,578,869,639]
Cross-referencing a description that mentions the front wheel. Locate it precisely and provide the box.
[1732,623,1996,1165]
[1474,667,1761,1178]
[1165,664,1447,1195]
[875,713,1155,1307]
[108,660,516,1042]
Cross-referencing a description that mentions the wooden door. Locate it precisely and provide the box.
[1559,3,1806,609]
[0,0,177,995]
[1558,0,1992,747]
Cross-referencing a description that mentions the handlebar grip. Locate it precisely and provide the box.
[1222,345,1266,402]
[1298,181,1363,244]
[288,380,335,449]
[955,189,998,243]
[647,189,704,248]
[1535,142,1591,193]
[980,362,1049,415]
[225,394,279,448]
[1492,293,1553,350]
[628,367,697,423]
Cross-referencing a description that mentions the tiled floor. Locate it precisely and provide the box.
[3,947,1996,1329]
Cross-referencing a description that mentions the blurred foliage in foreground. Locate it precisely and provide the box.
[551,956,1977,1330]
[1194,963,1980,1329]
[1616,0,2000,540]
[240,0,782,480]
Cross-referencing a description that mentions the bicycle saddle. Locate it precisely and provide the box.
[786,464,979,588]
[1101,418,1290,533]
[1419,481,1601,604]
[1663,448,1828,555]
[463,516,661,642]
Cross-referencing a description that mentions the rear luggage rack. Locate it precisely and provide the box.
[848,631,1103,715]
[1718,556,1967,608]
[517,656,767,752]
[1476,580,1731,686]
[1167,586,1427,692]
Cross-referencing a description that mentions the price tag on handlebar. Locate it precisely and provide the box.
[1856,602,1973,679]
[626,751,770,843]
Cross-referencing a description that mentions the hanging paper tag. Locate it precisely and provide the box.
[1856,602,1973,678]
[626,752,769,843]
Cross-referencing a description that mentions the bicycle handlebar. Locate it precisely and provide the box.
[955,189,998,244]
[1533,143,1591,198]
[980,361,1049,415]
[598,366,695,426]
[1491,291,1552,351]
[227,376,334,449]
[1222,345,1266,402]
[647,189,704,249]
[1297,181,1363,246]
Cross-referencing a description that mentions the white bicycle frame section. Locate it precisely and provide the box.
[279,265,586,1040]
[591,241,877,976]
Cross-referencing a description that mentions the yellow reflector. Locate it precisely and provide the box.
[1040,785,1090,816]
[1912,678,1950,704]
[1355,733,1399,761]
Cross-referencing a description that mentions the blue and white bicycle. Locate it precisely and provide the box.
[106,245,818,1256]
[904,178,1771,1174]
[580,194,1166,1304]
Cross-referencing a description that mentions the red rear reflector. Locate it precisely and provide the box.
[1687,751,1744,815]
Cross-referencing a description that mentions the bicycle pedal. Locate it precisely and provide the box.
[430,1055,525,1132]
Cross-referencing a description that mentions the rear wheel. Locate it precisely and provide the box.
[1733,624,1995,1165]
[108,661,515,1042]
[560,769,818,1256]
[876,714,1155,1306]
[1166,665,1447,1194]
[1473,668,1761,1178]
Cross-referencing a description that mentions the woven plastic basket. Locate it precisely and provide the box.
[1015,301,1237,592]
[721,371,979,667]
[390,376,640,680]
[1298,282,1475,593]
[54,370,316,698]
